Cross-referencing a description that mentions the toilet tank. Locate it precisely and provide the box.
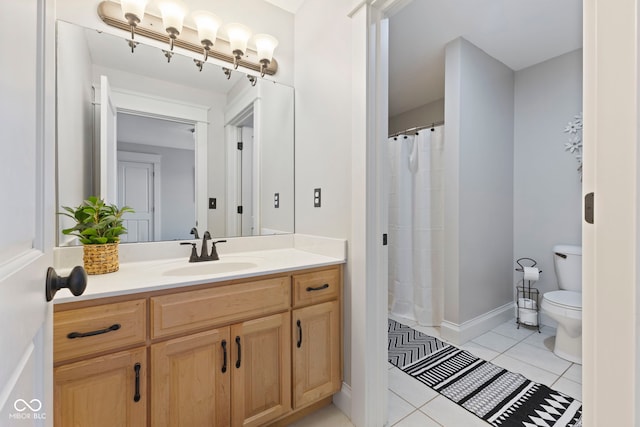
[553,244,582,291]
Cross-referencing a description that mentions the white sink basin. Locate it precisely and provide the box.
[163,261,258,276]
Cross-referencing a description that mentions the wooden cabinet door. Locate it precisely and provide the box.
[292,300,341,408]
[151,328,231,427]
[54,347,147,427]
[231,312,291,427]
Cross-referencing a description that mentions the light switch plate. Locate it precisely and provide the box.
[314,188,321,207]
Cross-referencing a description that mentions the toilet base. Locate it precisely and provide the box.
[553,325,582,364]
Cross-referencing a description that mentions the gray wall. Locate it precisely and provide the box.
[258,81,295,234]
[119,142,195,241]
[57,22,94,245]
[294,0,353,384]
[389,98,445,135]
[513,50,583,302]
[444,38,515,325]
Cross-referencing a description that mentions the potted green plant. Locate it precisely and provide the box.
[60,196,134,275]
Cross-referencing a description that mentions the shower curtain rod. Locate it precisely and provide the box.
[388,121,444,138]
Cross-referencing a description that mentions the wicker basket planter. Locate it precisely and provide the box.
[83,243,119,275]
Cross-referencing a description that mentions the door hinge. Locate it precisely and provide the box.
[237,142,243,150]
[237,205,243,214]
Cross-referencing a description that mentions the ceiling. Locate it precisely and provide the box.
[263,0,304,14]
[118,113,196,151]
[388,0,583,117]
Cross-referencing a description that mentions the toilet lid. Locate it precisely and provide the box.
[545,290,582,309]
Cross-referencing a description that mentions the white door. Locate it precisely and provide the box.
[118,152,160,242]
[100,75,118,205]
[0,0,55,424]
[240,126,254,236]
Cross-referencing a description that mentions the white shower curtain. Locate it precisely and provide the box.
[388,127,444,326]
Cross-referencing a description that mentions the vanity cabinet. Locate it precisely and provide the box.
[292,301,341,409]
[53,298,147,427]
[151,328,231,426]
[291,268,342,410]
[54,347,147,427]
[231,312,291,426]
[151,312,291,427]
[53,264,342,427]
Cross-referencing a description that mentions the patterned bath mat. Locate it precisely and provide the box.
[388,319,583,427]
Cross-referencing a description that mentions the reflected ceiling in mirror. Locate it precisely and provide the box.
[56,21,294,246]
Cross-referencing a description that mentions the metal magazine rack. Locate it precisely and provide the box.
[515,257,541,332]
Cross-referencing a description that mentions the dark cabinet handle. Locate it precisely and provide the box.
[45,266,87,302]
[306,283,329,292]
[296,320,302,348]
[235,336,242,369]
[221,340,227,373]
[133,363,141,402]
[67,323,121,339]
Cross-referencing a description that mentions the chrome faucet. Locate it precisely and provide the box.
[180,231,226,262]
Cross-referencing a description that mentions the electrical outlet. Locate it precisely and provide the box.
[209,198,216,209]
[314,188,321,207]
[274,193,280,208]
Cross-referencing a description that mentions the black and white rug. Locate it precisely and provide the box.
[388,319,583,427]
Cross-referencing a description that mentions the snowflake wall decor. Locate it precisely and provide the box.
[563,112,583,180]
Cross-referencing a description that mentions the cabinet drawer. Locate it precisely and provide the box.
[151,276,290,338]
[54,299,146,363]
[293,267,340,307]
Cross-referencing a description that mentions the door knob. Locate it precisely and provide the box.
[45,266,87,302]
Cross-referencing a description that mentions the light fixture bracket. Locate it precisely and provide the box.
[98,1,278,76]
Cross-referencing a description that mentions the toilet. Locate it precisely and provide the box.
[541,244,582,363]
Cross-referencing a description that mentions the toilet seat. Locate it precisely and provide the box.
[542,290,582,320]
[543,290,582,309]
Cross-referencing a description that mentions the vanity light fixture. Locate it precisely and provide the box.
[156,0,187,58]
[120,0,148,52]
[192,10,222,64]
[225,23,252,69]
[254,34,278,77]
[99,1,278,76]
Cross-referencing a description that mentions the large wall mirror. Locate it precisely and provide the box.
[56,21,294,246]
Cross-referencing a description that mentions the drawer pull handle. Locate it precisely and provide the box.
[297,320,302,348]
[67,323,121,339]
[133,363,141,402]
[221,340,228,373]
[306,283,329,292]
[235,336,242,369]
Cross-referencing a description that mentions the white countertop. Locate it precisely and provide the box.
[54,247,345,304]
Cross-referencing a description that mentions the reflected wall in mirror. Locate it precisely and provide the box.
[56,21,294,246]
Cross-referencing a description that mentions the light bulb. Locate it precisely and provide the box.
[254,34,278,76]
[157,0,188,49]
[225,23,252,68]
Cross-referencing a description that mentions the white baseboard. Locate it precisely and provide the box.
[332,382,352,420]
[440,302,514,345]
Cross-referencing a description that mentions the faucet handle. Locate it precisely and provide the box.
[180,242,199,262]
[210,240,227,261]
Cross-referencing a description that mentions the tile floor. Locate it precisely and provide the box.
[295,315,582,427]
